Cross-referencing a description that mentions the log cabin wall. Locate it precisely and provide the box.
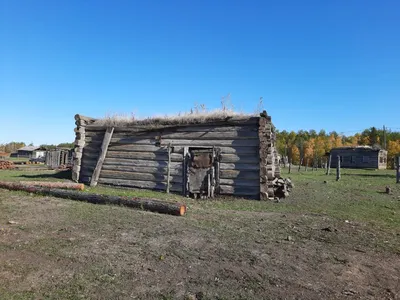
[73,114,278,199]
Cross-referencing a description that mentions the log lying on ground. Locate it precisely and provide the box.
[0,181,186,216]
[15,181,85,191]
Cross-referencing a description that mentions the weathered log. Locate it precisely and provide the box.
[91,127,114,187]
[103,158,181,168]
[326,154,332,175]
[336,155,341,181]
[219,163,260,171]
[96,178,183,192]
[89,130,259,140]
[106,151,183,162]
[0,181,186,216]
[107,138,259,147]
[219,170,259,179]
[14,181,85,191]
[219,178,260,187]
[86,124,259,133]
[220,154,259,164]
[85,117,262,130]
[219,184,259,197]
[396,156,400,184]
[101,165,183,175]
[98,170,183,184]
[106,144,258,155]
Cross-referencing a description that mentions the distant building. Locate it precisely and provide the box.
[13,146,46,158]
[328,146,387,170]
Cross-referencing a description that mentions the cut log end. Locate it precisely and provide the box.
[179,205,186,216]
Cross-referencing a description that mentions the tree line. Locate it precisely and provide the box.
[276,127,400,168]
[0,142,74,153]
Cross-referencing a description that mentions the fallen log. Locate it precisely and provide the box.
[0,182,186,216]
[15,181,85,191]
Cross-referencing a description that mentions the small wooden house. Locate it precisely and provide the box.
[14,146,46,158]
[72,111,281,200]
[328,146,387,169]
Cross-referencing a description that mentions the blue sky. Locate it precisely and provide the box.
[1,0,399,145]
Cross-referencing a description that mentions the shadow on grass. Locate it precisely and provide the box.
[17,170,72,180]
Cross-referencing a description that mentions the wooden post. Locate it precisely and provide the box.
[336,155,341,181]
[166,143,172,193]
[326,154,332,175]
[305,158,308,171]
[298,157,303,172]
[183,147,189,197]
[396,156,400,184]
[288,160,291,174]
[90,127,114,187]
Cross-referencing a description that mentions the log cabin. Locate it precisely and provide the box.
[328,146,387,170]
[72,111,281,200]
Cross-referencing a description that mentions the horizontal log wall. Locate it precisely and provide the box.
[76,118,262,198]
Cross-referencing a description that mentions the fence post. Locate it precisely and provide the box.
[326,154,332,175]
[336,155,341,181]
[288,160,291,174]
[298,158,303,172]
[396,156,400,184]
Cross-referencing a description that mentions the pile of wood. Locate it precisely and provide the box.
[0,160,15,170]
[272,177,294,199]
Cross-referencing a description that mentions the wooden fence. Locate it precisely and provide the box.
[46,150,72,169]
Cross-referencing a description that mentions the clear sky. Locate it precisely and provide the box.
[1,0,399,145]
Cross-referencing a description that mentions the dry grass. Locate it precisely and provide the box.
[92,107,258,127]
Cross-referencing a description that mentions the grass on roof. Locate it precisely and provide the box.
[92,107,258,127]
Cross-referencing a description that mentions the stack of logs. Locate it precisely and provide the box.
[272,177,294,199]
[0,161,15,170]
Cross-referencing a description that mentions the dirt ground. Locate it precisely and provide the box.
[0,169,399,299]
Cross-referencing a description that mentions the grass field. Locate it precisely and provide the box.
[0,167,399,299]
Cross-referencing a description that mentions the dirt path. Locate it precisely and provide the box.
[0,191,399,299]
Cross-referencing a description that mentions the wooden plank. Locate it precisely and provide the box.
[219,178,260,187]
[219,163,260,171]
[90,127,114,187]
[103,158,182,168]
[97,178,183,192]
[109,138,259,147]
[101,165,183,175]
[219,170,260,179]
[99,170,182,184]
[106,151,183,162]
